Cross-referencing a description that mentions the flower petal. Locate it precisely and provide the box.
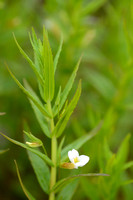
[68,149,79,163]
[75,155,90,168]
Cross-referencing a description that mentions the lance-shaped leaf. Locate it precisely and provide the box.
[53,56,82,116]
[13,33,44,86]
[24,80,50,137]
[14,160,36,200]
[54,35,63,73]
[24,133,50,194]
[52,80,81,138]
[27,150,50,194]
[43,27,54,102]
[57,136,65,165]
[0,132,54,167]
[6,65,51,118]
[61,121,103,162]
[51,173,109,193]
[29,29,44,75]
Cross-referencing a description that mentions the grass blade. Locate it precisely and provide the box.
[14,160,36,200]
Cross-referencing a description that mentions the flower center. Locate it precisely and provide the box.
[74,157,79,163]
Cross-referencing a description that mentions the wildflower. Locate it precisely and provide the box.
[68,149,89,169]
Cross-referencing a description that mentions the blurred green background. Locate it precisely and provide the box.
[0,0,133,199]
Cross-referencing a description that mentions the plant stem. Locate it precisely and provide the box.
[48,101,57,200]
[49,135,57,200]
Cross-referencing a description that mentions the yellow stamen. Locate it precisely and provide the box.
[74,157,79,163]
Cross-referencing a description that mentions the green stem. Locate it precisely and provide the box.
[48,101,57,200]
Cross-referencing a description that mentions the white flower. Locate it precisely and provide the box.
[68,149,90,169]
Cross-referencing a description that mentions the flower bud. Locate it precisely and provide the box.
[60,162,75,169]
[26,141,42,147]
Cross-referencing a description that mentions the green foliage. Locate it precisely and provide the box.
[56,179,79,200]
[52,80,81,138]
[43,27,55,102]
[0,132,53,167]
[51,173,109,193]
[1,0,133,199]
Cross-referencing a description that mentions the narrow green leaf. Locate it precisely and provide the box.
[61,121,103,162]
[54,35,63,73]
[54,56,82,116]
[57,179,79,200]
[27,150,50,194]
[43,27,54,102]
[57,136,65,165]
[24,132,50,194]
[51,173,109,193]
[14,160,36,200]
[24,80,50,137]
[52,80,81,138]
[13,33,44,86]
[0,132,54,167]
[0,149,9,154]
[29,29,43,74]
[55,86,62,106]
[6,65,51,118]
